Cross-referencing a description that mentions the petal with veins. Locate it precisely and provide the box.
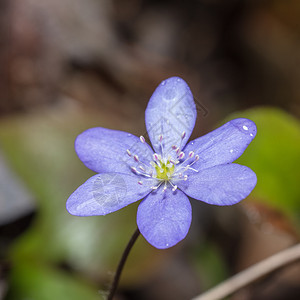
[67,173,154,216]
[137,188,192,249]
[177,163,257,206]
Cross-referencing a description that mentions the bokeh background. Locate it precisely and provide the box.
[0,0,299,299]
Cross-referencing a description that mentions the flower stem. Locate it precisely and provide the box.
[107,227,140,300]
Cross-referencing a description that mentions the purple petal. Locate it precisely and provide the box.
[145,77,196,159]
[184,118,256,172]
[66,173,154,216]
[75,127,154,174]
[177,164,257,206]
[137,188,192,249]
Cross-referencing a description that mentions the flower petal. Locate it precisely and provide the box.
[177,163,257,205]
[75,127,154,174]
[145,77,196,158]
[184,118,256,172]
[137,188,192,249]
[66,173,154,216]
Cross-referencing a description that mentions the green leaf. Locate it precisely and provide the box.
[190,242,229,290]
[6,261,103,300]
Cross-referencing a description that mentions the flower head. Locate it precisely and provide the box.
[66,77,257,249]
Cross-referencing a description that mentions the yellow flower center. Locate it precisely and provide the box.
[155,160,175,181]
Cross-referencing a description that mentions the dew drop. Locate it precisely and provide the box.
[161,80,166,86]
[243,125,249,131]
[250,133,254,137]
[127,133,132,137]
[177,78,181,82]
[230,149,234,153]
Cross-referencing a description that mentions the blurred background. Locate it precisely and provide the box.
[0,0,299,299]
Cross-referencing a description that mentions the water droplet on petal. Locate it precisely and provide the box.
[177,78,181,82]
[230,149,234,153]
[161,80,166,86]
[127,133,132,137]
[243,125,249,131]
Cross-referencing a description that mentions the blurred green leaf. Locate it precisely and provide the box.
[190,242,229,290]
[6,261,103,300]
[224,107,300,224]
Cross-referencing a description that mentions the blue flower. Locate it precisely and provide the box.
[66,77,257,249]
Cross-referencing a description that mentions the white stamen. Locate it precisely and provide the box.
[133,155,139,162]
[126,149,131,156]
[131,167,137,173]
[158,135,163,142]
[185,154,199,168]
[138,181,143,185]
[150,161,156,167]
[187,167,198,172]
[151,181,163,190]
[153,153,159,161]
[184,175,188,181]
[172,185,178,192]
[140,136,145,143]
[172,145,177,150]
[130,167,152,178]
[139,166,145,171]
[189,151,194,158]
[179,152,185,159]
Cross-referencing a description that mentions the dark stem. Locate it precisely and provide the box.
[107,228,140,300]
